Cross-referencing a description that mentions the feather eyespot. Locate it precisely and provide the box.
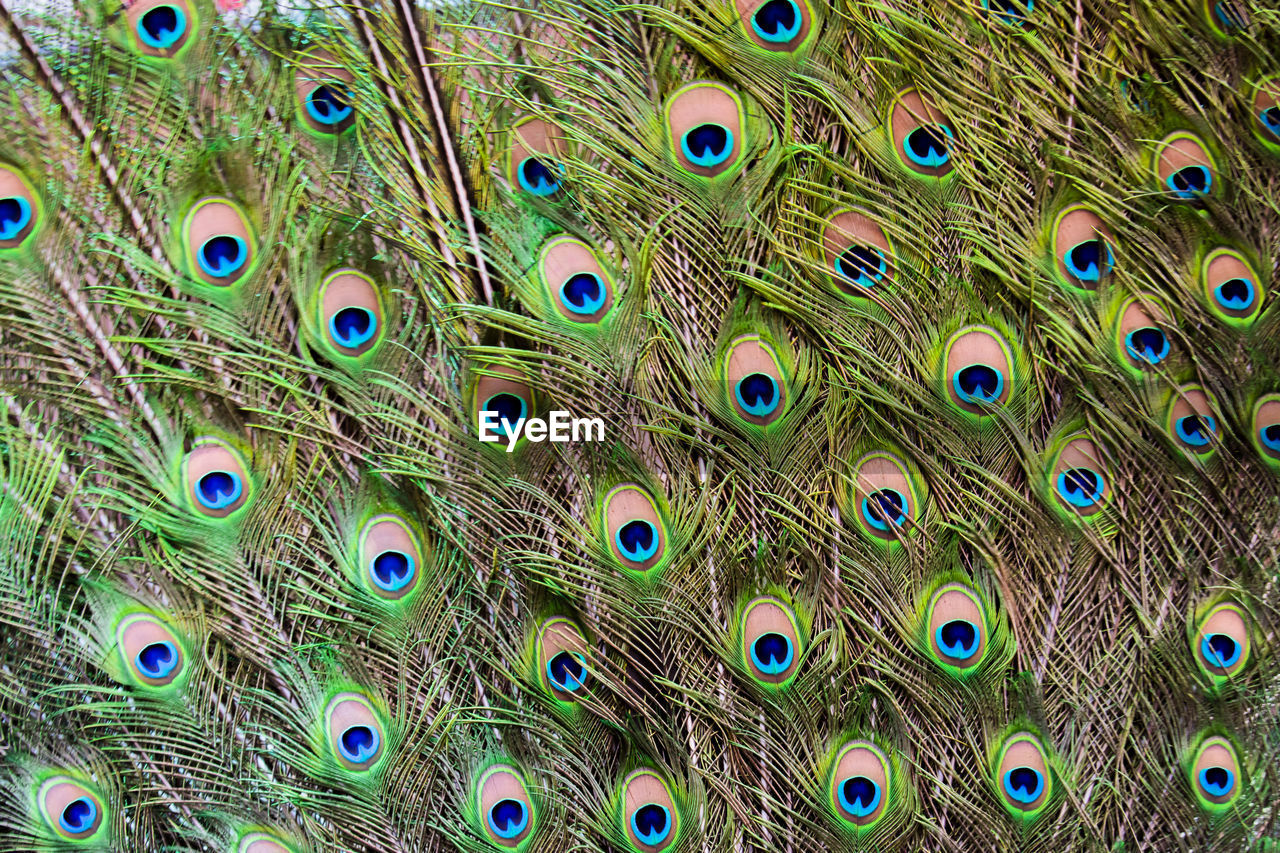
[1200,248,1262,325]
[538,237,615,323]
[182,437,251,518]
[1251,394,1280,466]
[1115,297,1172,373]
[1190,736,1241,810]
[620,769,679,852]
[889,89,955,178]
[238,833,295,853]
[319,270,384,357]
[740,597,801,688]
[1194,603,1250,680]
[509,119,565,198]
[180,197,255,287]
[116,613,186,688]
[1049,436,1110,517]
[296,51,356,135]
[38,777,106,842]
[1154,132,1217,201]
[723,335,787,426]
[1166,385,1219,456]
[994,733,1051,817]
[602,484,667,571]
[827,742,890,829]
[822,208,895,296]
[738,0,812,50]
[926,584,986,671]
[1206,0,1248,34]
[1253,78,1280,148]
[849,451,922,543]
[666,83,745,178]
[0,165,39,251]
[473,368,534,445]
[1051,205,1115,290]
[129,1,195,58]
[324,693,385,772]
[358,515,422,600]
[536,617,590,702]
[942,326,1014,415]
[982,0,1033,26]
[477,765,536,847]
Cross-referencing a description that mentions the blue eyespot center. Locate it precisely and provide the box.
[488,798,528,838]
[547,651,587,692]
[751,0,802,42]
[1057,467,1104,508]
[518,157,561,196]
[1214,1,1246,28]
[481,393,527,437]
[750,632,794,675]
[1066,239,1113,282]
[1262,106,1280,137]
[138,5,186,49]
[735,373,779,417]
[195,470,243,511]
[0,196,32,241]
[681,123,734,168]
[559,272,606,315]
[954,364,1004,405]
[306,85,354,125]
[984,0,1032,24]
[937,619,980,660]
[1214,278,1254,312]
[136,640,178,679]
[834,245,887,288]
[904,124,953,168]
[616,519,659,562]
[1175,414,1216,448]
[861,488,908,531]
[838,775,881,817]
[1202,633,1241,669]
[329,306,377,349]
[370,550,415,592]
[1200,766,1234,797]
[631,803,671,845]
[59,797,97,835]
[1004,766,1044,803]
[1167,165,1211,198]
[197,234,248,279]
[1125,327,1169,365]
[338,724,380,764]
[1261,423,1280,451]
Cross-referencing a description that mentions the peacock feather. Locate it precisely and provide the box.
[1,0,1279,850]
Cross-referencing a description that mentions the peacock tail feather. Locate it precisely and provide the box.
[1,0,1279,850]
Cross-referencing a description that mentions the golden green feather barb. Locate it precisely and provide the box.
[0,0,1278,850]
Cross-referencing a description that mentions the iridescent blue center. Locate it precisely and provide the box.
[1066,239,1113,282]
[1214,278,1254,312]
[1167,165,1211,198]
[136,640,178,679]
[735,373,779,417]
[682,123,734,168]
[1262,106,1280,137]
[937,619,979,660]
[329,306,377,349]
[1200,766,1234,797]
[631,803,671,845]
[195,470,242,511]
[547,651,587,692]
[559,272,606,315]
[138,5,186,50]
[750,632,793,675]
[752,0,802,43]
[954,364,1003,405]
[0,196,32,241]
[1175,415,1216,448]
[518,158,561,196]
[616,519,659,563]
[838,775,881,818]
[861,488,907,531]
[59,797,97,835]
[1125,327,1168,365]
[488,798,528,838]
[197,235,248,279]
[1202,633,1240,669]
[306,86,354,126]
[481,393,527,437]
[1057,467,1103,508]
[1261,424,1280,451]
[834,245,886,288]
[370,549,415,593]
[338,724,380,765]
[904,124,953,168]
[1004,766,1044,803]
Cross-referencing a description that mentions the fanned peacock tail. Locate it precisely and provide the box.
[1,0,1279,850]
